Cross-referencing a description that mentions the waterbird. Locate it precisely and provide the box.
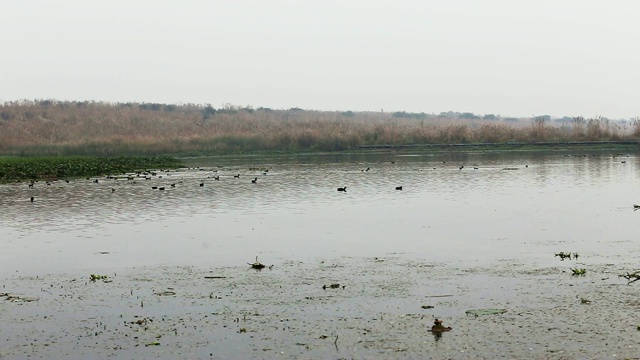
[199,182,204,187]
[337,187,347,192]
[459,165,464,170]
[234,174,240,178]
[30,196,34,202]
[252,177,257,184]
[634,204,640,210]
[151,186,158,189]
[395,186,403,190]
[171,183,176,187]
[159,187,165,191]
[111,188,115,192]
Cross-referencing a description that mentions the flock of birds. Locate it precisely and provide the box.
[24,164,411,203]
[23,156,639,210]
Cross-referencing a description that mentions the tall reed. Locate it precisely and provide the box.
[0,100,637,156]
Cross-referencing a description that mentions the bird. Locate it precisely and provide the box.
[234,174,240,178]
[337,187,347,192]
[199,182,204,187]
[170,183,176,187]
[159,187,165,191]
[111,188,116,192]
[395,186,403,191]
[151,186,158,189]
[634,204,640,210]
[30,196,34,202]
[251,177,257,184]
[93,179,99,183]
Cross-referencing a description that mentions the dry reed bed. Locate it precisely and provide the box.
[1,101,638,156]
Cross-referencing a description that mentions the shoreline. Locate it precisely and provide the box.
[1,256,638,359]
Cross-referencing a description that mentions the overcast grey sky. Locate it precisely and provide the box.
[1,0,638,118]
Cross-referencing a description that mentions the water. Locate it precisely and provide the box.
[2,151,640,359]
[1,151,639,276]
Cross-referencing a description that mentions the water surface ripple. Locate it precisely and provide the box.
[1,152,638,274]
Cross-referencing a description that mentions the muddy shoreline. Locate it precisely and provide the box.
[2,256,639,359]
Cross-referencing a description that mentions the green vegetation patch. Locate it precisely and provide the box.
[0,156,183,183]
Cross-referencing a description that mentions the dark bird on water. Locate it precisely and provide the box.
[234,174,240,178]
[337,187,347,192]
[200,182,204,187]
[634,204,640,210]
[171,183,176,187]
[252,177,257,184]
[395,186,403,190]
[30,196,34,202]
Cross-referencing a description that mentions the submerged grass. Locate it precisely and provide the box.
[0,156,183,183]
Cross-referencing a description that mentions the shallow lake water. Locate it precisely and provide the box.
[1,151,638,275]
[1,150,640,359]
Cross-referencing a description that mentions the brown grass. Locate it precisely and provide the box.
[0,100,637,156]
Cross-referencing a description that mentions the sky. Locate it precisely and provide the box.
[1,0,639,119]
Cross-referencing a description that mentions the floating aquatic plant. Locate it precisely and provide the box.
[554,252,580,260]
[571,268,586,276]
[619,271,640,284]
[89,274,108,282]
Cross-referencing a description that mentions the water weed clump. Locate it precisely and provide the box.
[0,156,182,183]
[571,268,586,276]
[555,252,578,261]
[619,271,640,284]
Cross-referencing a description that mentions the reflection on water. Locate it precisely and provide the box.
[1,151,639,275]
